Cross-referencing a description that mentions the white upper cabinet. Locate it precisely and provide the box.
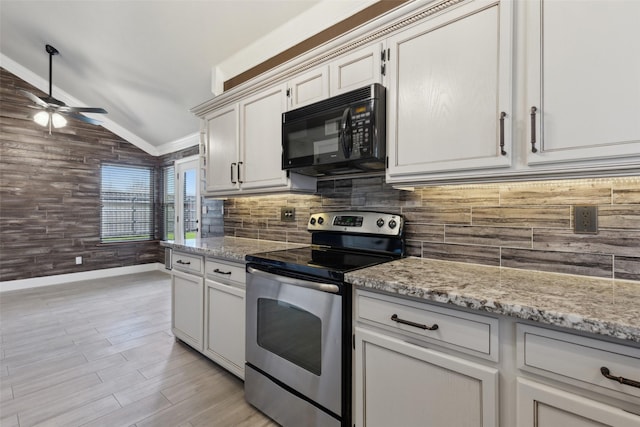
[525,0,640,169]
[329,43,384,95]
[202,84,316,197]
[288,43,384,109]
[386,0,513,184]
[286,66,329,110]
[204,104,239,193]
[239,83,290,190]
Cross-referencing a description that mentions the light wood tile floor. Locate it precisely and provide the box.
[0,271,278,427]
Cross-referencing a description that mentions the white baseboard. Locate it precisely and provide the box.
[0,263,169,293]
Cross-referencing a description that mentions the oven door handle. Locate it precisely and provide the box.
[247,266,340,294]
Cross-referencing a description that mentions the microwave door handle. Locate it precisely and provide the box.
[340,107,352,159]
[247,266,340,294]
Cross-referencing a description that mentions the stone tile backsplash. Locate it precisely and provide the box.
[218,176,640,281]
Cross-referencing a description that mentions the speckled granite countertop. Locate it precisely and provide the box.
[346,257,640,343]
[161,237,307,262]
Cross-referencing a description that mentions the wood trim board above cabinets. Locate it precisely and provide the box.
[223,0,410,91]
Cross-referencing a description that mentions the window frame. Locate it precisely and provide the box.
[162,164,175,241]
[99,163,155,243]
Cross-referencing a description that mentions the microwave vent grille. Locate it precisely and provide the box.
[284,83,384,121]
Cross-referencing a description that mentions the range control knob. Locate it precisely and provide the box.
[376,218,385,228]
[388,219,397,229]
[310,217,316,225]
[317,217,324,225]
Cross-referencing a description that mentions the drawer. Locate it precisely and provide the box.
[517,324,640,400]
[171,251,204,275]
[205,258,245,286]
[356,291,499,361]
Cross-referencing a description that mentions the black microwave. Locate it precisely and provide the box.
[282,83,386,176]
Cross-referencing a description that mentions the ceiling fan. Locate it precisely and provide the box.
[19,44,107,131]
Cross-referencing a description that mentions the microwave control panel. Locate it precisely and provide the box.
[350,104,373,156]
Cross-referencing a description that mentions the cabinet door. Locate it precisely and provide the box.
[329,43,383,95]
[525,0,640,168]
[517,378,640,427]
[287,66,329,110]
[386,0,513,183]
[239,84,290,190]
[172,270,204,352]
[204,279,245,379]
[355,327,498,427]
[204,104,239,193]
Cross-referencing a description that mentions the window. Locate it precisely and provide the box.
[100,164,154,242]
[162,164,175,240]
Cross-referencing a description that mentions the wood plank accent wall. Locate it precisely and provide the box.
[0,68,166,281]
[221,176,640,281]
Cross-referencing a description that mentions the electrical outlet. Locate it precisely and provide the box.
[281,207,296,222]
[574,206,598,234]
[75,256,83,265]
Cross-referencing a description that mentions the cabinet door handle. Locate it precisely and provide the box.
[237,161,243,184]
[176,260,191,265]
[230,163,237,184]
[213,268,232,275]
[391,314,438,331]
[530,106,538,153]
[499,111,507,156]
[600,367,640,389]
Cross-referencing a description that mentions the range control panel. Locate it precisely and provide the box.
[308,211,403,236]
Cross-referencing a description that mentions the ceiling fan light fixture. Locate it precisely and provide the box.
[21,43,107,129]
[51,112,67,128]
[34,111,50,127]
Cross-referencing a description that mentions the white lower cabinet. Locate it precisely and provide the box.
[517,378,640,427]
[515,324,640,426]
[204,279,245,379]
[355,328,499,427]
[353,291,640,426]
[171,252,246,379]
[171,269,204,352]
[354,290,499,427]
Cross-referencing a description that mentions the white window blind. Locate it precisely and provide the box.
[100,164,154,242]
[162,165,175,240]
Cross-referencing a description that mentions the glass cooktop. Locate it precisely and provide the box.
[245,246,396,282]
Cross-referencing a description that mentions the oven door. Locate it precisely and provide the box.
[246,265,343,417]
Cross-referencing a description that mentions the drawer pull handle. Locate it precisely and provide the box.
[391,314,438,331]
[176,260,191,265]
[600,367,640,388]
[213,268,232,275]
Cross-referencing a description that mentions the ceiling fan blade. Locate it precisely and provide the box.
[65,111,103,126]
[18,89,49,108]
[58,106,108,114]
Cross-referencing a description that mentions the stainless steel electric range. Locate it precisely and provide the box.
[244,211,405,427]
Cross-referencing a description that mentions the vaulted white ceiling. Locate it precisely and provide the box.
[0,0,376,155]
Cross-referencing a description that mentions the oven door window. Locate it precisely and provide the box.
[256,298,321,376]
